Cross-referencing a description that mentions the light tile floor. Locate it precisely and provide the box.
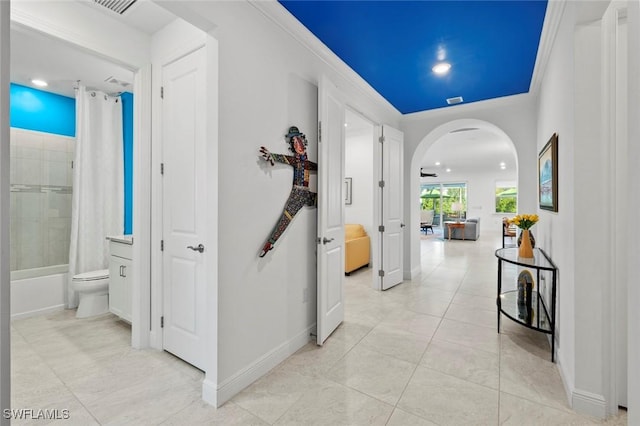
[11,229,627,425]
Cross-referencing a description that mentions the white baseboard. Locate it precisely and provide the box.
[202,377,218,407]
[216,324,314,406]
[572,389,607,419]
[404,266,421,281]
[10,304,65,321]
[556,350,574,406]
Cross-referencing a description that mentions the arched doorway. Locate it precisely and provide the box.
[407,119,521,275]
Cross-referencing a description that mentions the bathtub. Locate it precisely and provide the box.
[11,265,67,320]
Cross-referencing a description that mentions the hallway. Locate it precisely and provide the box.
[10,231,627,424]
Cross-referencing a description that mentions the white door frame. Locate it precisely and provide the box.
[149,29,219,405]
[0,1,11,419]
[8,10,153,349]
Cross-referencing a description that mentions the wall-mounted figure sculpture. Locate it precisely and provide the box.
[259,126,317,257]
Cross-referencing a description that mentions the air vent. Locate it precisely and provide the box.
[446,96,464,105]
[450,127,479,134]
[93,0,137,15]
[104,76,132,88]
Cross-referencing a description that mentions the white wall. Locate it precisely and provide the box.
[626,0,640,422]
[535,1,577,402]
[0,1,10,419]
[345,128,374,236]
[400,98,537,279]
[11,0,150,69]
[158,0,401,404]
[536,1,631,418]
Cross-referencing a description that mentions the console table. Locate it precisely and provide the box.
[495,247,558,362]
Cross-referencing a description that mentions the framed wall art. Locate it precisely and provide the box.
[538,133,558,212]
[345,177,352,205]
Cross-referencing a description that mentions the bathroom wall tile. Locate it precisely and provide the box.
[14,146,42,161]
[17,192,44,219]
[42,160,69,187]
[43,149,68,163]
[13,158,42,185]
[12,128,43,150]
[17,218,45,270]
[43,134,70,152]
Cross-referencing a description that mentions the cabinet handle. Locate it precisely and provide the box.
[121,265,126,278]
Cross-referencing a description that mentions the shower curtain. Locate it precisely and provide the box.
[67,86,124,308]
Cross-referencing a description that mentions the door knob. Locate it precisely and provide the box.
[322,237,334,244]
[187,244,205,253]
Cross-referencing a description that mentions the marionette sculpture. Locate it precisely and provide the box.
[259,126,317,257]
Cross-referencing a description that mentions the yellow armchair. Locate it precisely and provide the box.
[345,224,370,275]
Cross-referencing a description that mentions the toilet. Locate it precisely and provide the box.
[72,269,110,318]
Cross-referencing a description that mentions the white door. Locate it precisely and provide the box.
[380,125,404,290]
[317,77,345,345]
[162,48,207,369]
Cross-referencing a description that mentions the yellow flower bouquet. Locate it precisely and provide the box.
[509,214,539,230]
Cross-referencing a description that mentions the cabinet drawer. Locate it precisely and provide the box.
[109,241,132,260]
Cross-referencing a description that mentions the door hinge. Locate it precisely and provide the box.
[378,225,385,232]
[318,121,322,143]
[71,160,74,169]
[160,163,164,175]
[379,135,385,143]
[161,86,164,99]
[160,240,164,251]
[378,180,385,188]
[160,316,164,328]
[378,270,385,277]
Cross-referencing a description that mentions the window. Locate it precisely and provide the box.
[420,182,467,224]
[495,181,517,213]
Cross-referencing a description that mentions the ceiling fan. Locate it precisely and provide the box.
[420,168,438,178]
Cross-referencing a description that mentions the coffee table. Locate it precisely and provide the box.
[444,221,465,240]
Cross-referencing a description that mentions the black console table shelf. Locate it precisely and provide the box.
[495,247,558,362]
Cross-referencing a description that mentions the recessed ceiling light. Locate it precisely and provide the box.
[31,79,48,87]
[446,168,451,173]
[500,162,506,166]
[500,165,506,170]
[432,62,451,75]
[435,161,441,166]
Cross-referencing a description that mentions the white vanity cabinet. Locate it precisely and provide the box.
[108,236,133,323]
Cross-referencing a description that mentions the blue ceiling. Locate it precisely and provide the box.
[279,1,548,114]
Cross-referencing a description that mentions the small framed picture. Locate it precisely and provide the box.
[344,177,352,205]
[538,133,558,212]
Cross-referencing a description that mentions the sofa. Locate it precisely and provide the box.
[446,218,480,241]
[345,224,370,275]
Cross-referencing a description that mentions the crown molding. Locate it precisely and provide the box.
[530,0,567,95]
